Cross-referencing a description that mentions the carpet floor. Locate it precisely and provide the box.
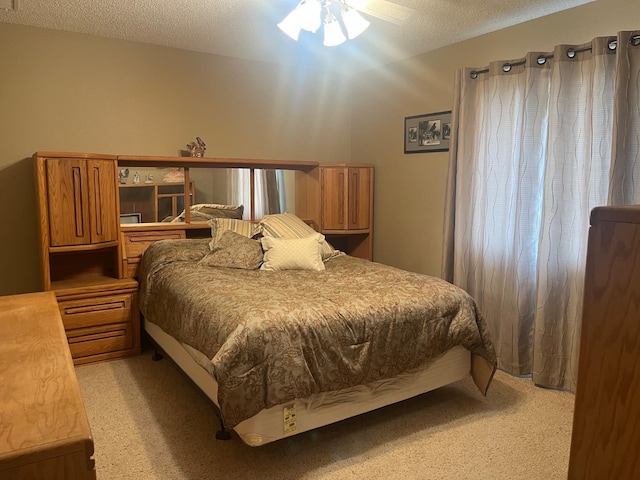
[75,350,575,480]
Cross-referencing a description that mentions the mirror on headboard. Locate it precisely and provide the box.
[118,166,297,225]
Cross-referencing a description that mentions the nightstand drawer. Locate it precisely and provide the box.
[66,322,133,359]
[58,294,133,330]
[123,230,187,278]
[123,231,186,261]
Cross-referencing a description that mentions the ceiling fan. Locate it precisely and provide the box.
[278,0,416,47]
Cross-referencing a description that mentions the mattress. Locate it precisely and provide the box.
[146,319,471,446]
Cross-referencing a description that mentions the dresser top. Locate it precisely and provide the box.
[0,291,94,467]
[590,205,640,225]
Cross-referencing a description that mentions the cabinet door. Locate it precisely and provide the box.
[87,159,118,243]
[47,158,118,246]
[47,158,91,246]
[321,167,348,230]
[348,167,371,230]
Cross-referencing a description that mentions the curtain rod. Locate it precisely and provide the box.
[470,34,640,79]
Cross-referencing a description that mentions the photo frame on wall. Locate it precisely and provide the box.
[404,110,452,153]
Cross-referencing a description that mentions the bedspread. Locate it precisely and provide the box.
[139,239,497,427]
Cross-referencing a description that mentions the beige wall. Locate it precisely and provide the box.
[2,1,640,295]
[351,0,640,276]
[0,24,352,295]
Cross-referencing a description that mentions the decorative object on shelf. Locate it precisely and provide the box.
[163,167,185,183]
[118,168,130,184]
[404,110,452,154]
[278,0,414,47]
[133,172,140,184]
[144,174,154,184]
[187,136,207,157]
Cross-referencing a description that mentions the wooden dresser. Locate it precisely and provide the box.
[568,205,640,479]
[0,291,96,479]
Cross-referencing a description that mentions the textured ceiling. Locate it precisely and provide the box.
[0,0,594,74]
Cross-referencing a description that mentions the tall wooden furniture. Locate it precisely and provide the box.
[34,152,141,365]
[297,164,374,260]
[568,205,640,480]
[0,291,96,479]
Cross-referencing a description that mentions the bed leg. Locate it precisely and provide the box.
[215,417,232,441]
[151,349,164,361]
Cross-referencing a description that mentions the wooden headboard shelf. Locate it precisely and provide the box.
[116,155,319,171]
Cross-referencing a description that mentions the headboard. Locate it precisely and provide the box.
[116,154,321,278]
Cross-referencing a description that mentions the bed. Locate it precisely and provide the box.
[138,216,497,446]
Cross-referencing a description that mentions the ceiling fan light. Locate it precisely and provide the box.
[277,10,303,40]
[297,0,322,33]
[341,8,370,39]
[323,14,346,47]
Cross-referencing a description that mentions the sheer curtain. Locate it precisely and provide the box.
[442,31,640,391]
[227,169,283,220]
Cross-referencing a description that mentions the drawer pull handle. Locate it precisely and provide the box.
[128,235,181,243]
[68,329,126,343]
[65,301,126,315]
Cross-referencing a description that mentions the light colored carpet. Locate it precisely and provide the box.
[75,351,575,480]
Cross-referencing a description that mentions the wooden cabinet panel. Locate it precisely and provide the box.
[321,166,372,232]
[568,205,640,480]
[316,165,374,260]
[348,167,371,230]
[87,159,118,244]
[321,167,347,230]
[47,158,91,246]
[46,157,118,247]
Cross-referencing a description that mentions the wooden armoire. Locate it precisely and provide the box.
[568,205,640,479]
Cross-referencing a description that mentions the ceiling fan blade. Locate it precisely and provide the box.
[348,0,415,25]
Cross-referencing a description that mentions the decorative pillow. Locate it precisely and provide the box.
[200,230,263,269]
[259,213,337,260]
[209,218,261,250]
[260,234,325,272]
[192,203,244,219]
[170,203,244,223]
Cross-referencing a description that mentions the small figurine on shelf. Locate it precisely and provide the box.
[133,172,140,184]
[187,136,206,157]
[144,174,154,184]
[118,168,129,184]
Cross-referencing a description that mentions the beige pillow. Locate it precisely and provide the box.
[260,234,325,272]
[259,213,337,260]
[209,218,261,249]
[201,230,263,269]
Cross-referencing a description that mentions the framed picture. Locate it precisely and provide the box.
[404,110,452,153]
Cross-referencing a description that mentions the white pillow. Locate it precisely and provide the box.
[260,234,325,272]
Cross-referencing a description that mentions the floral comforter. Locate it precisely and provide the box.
[139,239,497,428]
